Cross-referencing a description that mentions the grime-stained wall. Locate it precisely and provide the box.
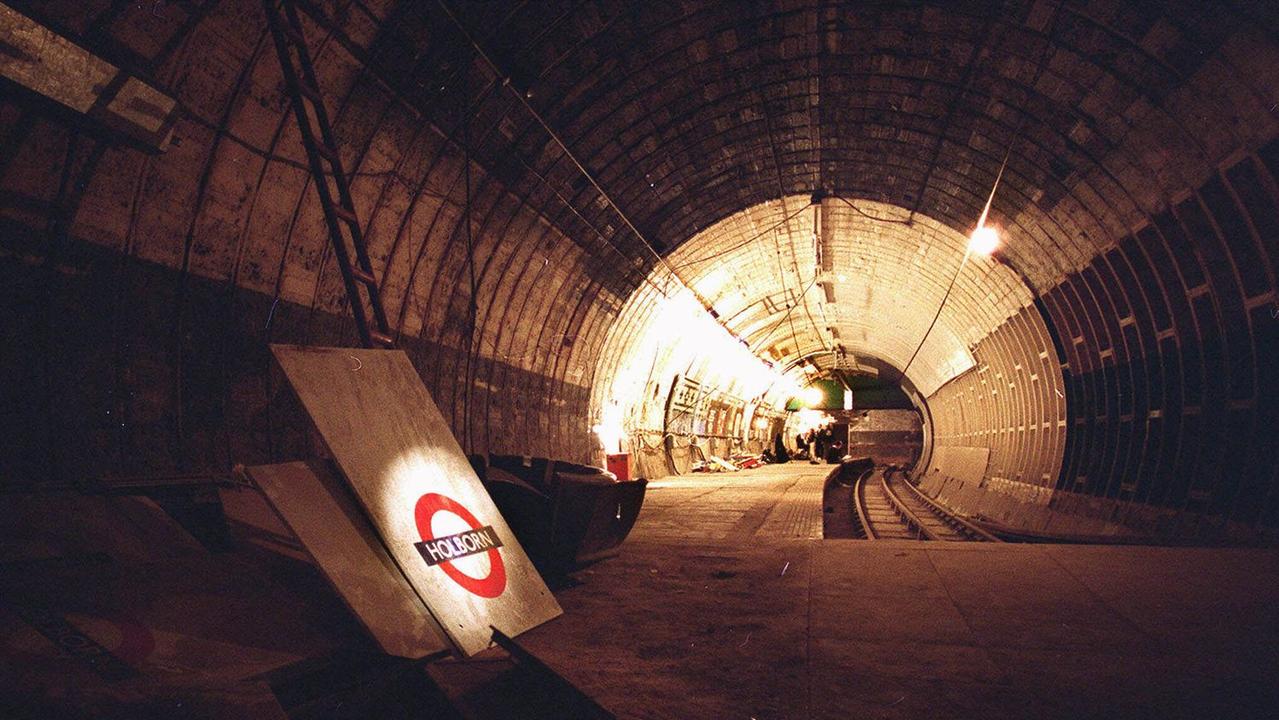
[2,0,1279,540]
[0,0,625,485]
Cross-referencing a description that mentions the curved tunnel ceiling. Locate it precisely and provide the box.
[665,195,1035,398]
[451,0,1277,283]
[2,0,1278,535]
[592,194,1038,430]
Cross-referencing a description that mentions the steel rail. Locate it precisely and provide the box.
[884,470,1003,542]
[851,468,877,540]
[878,471,935,540]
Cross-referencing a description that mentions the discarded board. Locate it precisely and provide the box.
[0,493,205,565]
[238,461,450,659]
[0,553,337,719]
[270,345,562,656]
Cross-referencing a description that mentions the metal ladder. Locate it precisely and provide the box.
[263,0,393,348]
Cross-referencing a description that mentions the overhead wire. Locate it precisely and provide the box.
[461,74,479,452]
[832,195,914,225]
[898,0,1064,381]
[435,0,714,312]
[898,145,1012,380]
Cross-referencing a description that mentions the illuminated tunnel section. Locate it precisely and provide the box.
[2,0,1279,543]
[591,196,1064,489]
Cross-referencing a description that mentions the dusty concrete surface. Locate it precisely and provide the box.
[460,464,1279,719]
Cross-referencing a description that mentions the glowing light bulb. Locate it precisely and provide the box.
[802,387,823,407]
[969,225,1000,256]
[592,401,624,453]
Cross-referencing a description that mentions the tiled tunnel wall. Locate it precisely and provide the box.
[1042,147,1279,533]
[0,0,623,485]
[1,0,1279,539]
[925,147,1279,538]
[925,302,1067,501]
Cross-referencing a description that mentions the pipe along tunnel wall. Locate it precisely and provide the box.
[2,0,1279,544]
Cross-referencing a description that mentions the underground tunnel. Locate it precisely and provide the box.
[2,0,1278,717]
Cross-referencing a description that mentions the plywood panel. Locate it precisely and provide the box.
[241,461,450,659]
[0,494,206,564]
[270,346,561,656]
[0,552,345,718]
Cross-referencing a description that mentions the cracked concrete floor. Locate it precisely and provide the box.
[437,465,1279,719]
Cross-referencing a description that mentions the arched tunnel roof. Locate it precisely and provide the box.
[654,196,1034,398]
[2,0,1278,534]
[435,0,1277,289]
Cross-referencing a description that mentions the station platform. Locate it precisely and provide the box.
[437,464,1279,719]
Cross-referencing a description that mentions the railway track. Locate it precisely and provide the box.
[853,467,1000,542]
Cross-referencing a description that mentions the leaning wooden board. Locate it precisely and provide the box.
[239,461,451,659]
[270,345,562,656]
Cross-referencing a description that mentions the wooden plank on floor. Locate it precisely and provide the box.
[270,345,561,656]
[240,461,451,659]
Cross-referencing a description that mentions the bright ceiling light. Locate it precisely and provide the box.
[969,225,1000,256]
[794,408,826,433]
[802,386,824,407]
[837,274,848,282]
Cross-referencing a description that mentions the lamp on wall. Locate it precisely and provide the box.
[900,147,1012,380]
[968,225,1000,256]
[592,401,624,454]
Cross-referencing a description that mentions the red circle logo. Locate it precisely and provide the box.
[414,493,507,598]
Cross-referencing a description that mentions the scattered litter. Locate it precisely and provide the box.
[738,632,752,648]
[780,561,790,576]
[692,455,742,473]
[709,455,739,472]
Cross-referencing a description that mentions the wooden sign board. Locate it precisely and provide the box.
[270,346,562,656]
[239,461,450,659]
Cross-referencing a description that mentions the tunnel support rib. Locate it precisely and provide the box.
[264,0,393,349]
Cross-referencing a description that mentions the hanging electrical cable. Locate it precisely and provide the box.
[899,145,1011,380]
[435,0,760,354]
[761,108,820,361]
[832,195,914,225]
[898,0,1065,382]
[460,78,480,452]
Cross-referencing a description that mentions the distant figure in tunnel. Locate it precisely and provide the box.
[828,437,844,464]
[772,433,790,463]
[795,433,808,460]
[809,428,824,465]
[819,426,835,464]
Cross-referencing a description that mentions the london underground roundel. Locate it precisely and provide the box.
[412,493,507,598]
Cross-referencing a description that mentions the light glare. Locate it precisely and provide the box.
[592,401,624,453]
[802,387,824,407]
[969,225,1000,255]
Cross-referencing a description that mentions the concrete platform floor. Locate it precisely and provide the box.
[441,464,1279,719]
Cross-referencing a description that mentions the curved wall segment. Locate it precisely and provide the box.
[2,0,1277,539]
